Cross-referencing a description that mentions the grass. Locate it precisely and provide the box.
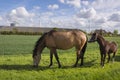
[0,35,38,55]
[0,35,120,80]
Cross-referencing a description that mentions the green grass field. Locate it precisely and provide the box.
[0,35,120,80]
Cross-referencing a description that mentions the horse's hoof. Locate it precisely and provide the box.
[48,66,51,68]
[73,65,77,67]
[107,62,109,63]
[80,64,83,66]
[48,64,52,68]
[112,60,114,63]
[101,65,104,68]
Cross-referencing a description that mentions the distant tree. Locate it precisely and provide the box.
[113,30,118,35]
[53,27,58,31]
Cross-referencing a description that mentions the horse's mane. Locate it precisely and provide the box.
[48,29,57,35]
[33,32,48,57]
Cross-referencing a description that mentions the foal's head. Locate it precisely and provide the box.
[88,33,98,42]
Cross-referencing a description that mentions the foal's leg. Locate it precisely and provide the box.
[73,50,81,67]
[49,49,53,67]
[53,49,61,68]
[102,53,106,67]
[112,52,116,63]
[100,53,103,66]
[107,53,111,63]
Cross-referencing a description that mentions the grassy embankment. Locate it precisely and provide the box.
[0,35,120,80]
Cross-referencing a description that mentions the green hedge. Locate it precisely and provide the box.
[0,31,43,35]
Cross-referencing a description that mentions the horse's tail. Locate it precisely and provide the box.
[80,35,88,58]
[79,35,88,66]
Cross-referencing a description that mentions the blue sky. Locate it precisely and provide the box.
[0,0,74,12]
[0,0,120,33]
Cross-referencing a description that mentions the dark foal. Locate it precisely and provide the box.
[89,33,118,67]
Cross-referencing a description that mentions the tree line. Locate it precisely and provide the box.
[0,28,119,36]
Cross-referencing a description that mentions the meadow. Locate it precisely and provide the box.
[0,35,120,80]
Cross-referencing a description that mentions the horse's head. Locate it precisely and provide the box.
[32,33,47,67]
[88,33,98,43]
[32,44,45,67]
[33,53,41,67]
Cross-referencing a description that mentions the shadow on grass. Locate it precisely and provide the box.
[0,64,50,71]
[83,59,97,67]
[115,55,120,62]
[0,64,74,71]
[0,59,97,71]
[61,59,97,69]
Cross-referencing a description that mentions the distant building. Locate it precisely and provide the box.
[10,23,16,27]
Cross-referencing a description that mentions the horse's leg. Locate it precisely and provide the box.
[112,52,116,63]
[73,50,80,67]
[49,49,53,67]
[80,51,84,66]
[107,53,111,63]
[53,49,61,68]
[79,42,87,66]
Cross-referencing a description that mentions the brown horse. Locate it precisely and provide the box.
[33,30,87,68]
[89,33,118,67]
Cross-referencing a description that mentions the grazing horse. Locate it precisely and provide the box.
[33,30,88,68]
[89,33,118,67]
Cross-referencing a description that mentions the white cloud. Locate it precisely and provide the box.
[33,6,40,10]
[41,12,54,19]
[0,16,2,21]
[66,0,81,8]
[59,0,81,8]
[7,7,35,26]
[114,23,120,28]
[109,13,120,22]
[9,7,34,19]
[81,1,89,6]
[77,8,96,19]
[76,20,86,26]
[95,17,107,23]
[91,0,120,10]
[48,4,59,10]
[73,16,86,26]
[59,0,65,3]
